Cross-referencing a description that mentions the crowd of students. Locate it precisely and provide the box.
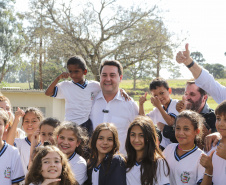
[0,43,226,185]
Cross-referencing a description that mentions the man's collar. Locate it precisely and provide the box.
[200,103,210,114]
[96,90,124,101]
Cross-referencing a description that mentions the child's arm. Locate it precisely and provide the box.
[199,150,214,185]
[45,72,69,96]
[28,129,40,170]
[151,96,175,126]
[6,107,24,145]
[139,92,147,115]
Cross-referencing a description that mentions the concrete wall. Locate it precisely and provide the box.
[0,89,65,122]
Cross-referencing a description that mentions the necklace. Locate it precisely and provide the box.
[178,144,195,152]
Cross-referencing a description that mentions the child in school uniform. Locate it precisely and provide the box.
[126,116,170,185]
[203,100,226,184]
[54,121,88,185]
[163,110,213,185]
[12,107,44,175]
[0,109,25,185]
[139,77,179,149]
[0,95,25,142]
[85,123,127,185]
[28,117,61,170]
[25,145,77,185]
[45,56,101,136]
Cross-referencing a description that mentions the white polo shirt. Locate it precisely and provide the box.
[146,99,178,148]
[0,141,25,185]
[14,137,41,175]
[68,152,87,185]
[163,143,204,185]
[52,80,101,124]
[90,90,139,154]
[126,159,170,185]
[196,68,226,104]
[207,141,226,184]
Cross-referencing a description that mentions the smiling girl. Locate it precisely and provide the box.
[126,116,170,185]
[54,122,88,185]
[163,110,213,185]
[14,107,44,174]
[25,145,77,185]
[85,123,126,185]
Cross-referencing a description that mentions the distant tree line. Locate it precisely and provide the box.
[1,0,225,90]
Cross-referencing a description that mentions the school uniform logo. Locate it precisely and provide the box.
[4,167,11,179]
[91,92,95,100]
[180,171,190,183]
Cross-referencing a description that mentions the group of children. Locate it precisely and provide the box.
[0,54,225,185]
[1,100,226,185]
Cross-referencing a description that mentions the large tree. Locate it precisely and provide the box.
[34,0,174,81]
[203,63,225,79]
[0,0,25,82]
[190,51,205,66]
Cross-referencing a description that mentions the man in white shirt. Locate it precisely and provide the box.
[90,60,139,154]
[176,43,226,104]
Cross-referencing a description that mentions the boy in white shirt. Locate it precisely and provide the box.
[139,77,178,149]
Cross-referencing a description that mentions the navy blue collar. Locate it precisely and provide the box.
[163,99,172,113]
[68,151,76,161]
[174,144,198,161]
[25,137,41,147]
[135,161,141,166]
[94,154,109,172]
[72,79,88,89]
[0,141,8,157]
[217,140,221,146]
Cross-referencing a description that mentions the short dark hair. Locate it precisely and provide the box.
[215,100,226,117]
[186,80,207,97]
[39,117,61,130]
[67,56,87,71]
[99,60,123,76]
[149,77,169,91]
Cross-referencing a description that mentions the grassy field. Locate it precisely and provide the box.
[2,79,220,112]
[120,79,219,112]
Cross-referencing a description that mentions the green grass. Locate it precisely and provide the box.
[3,83,33,89]
[3,79,220,111]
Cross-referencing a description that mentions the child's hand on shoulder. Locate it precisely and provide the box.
[139,92,147,105]
[14,107,25,119]
[216,143,226,160]
[41,178,61,185]
[58,72,70,80]
[200,150,214,171]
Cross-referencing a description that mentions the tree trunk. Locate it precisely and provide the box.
[39,37,43,89]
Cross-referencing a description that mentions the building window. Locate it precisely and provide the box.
[12,107,46,117]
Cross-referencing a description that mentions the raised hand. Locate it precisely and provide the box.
[200,150,214,170]
[31,129,40,146]
[58,72,70,80]
[14,107,25,119]
[176,43,193,66]
[176,96,187,112]
[150,96,161,109]
[139,92,147,105]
